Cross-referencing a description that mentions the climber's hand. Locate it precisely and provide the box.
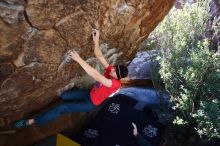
[69,50,81,62]
[92,29,100,45]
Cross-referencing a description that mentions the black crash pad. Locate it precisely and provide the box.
[72,94,164,146]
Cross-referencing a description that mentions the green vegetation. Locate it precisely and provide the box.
[147,0,220,143]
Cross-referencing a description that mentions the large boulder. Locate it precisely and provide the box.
[0,1,176,145]
[0,0,176,126]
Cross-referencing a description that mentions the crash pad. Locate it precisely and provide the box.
[56,133,80,146]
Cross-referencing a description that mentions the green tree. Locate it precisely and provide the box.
[147,0,220,140]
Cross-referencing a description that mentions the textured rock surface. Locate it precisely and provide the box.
[0,1,176,145]
[0,0,176,126]
[127,50,159,79]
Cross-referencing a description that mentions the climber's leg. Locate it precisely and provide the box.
[34,99,94,126]
[60,89,90,101]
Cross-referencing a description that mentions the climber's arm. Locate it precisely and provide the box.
[92,29,109,69]
[70,50,112,87]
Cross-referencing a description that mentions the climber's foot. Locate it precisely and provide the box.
[13,119,29,128]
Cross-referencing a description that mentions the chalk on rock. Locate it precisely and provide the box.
[58,49,80,71]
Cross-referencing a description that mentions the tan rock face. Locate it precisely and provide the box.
[0,0,175,125]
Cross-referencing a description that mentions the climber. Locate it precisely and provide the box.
[13,29,128,128]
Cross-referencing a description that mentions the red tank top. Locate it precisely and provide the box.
[90,65,121,105]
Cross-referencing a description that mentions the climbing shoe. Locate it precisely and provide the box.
[13,119,29,128]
